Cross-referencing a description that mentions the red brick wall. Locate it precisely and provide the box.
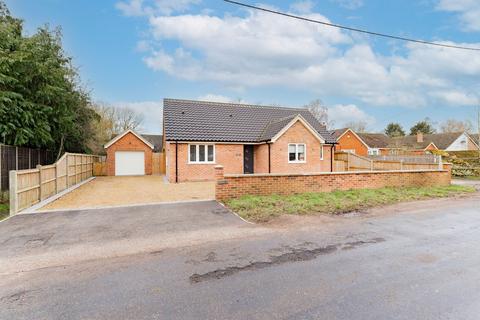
[335,129,369,156]
[166,142,243,182]
[215,166,451,201]
[269,121,332,173]
[254,144,269,173]
[106,132,153,176]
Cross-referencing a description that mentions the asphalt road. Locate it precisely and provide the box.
[1,194,480,319]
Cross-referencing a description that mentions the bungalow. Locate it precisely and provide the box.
[331,128,391,156]
[389,132,479,154]
[163,99,337,183]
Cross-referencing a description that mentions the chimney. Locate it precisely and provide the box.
[416,132,424,143]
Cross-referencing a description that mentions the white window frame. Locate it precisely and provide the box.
[368,148,380,156]
[188,144,215,164]
[320,144,324,160]
[288,143,306,163]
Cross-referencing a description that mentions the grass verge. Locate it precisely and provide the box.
[454,176,480,181]
[225,185,476,223]
[0,203,9,221]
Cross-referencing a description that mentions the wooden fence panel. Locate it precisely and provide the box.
[334,151,441,172]
[373,161,402,171]
[152,152,166,175]
[334,160,347,172]
[16,169,40,212]
[9,153,100,215]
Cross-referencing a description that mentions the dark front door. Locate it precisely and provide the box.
[244,145,254,174]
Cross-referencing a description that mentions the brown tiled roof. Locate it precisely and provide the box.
[329,128,390,148]
[330,128,349,140]
[356,133,390,148]
[141,134,163,152]
[163,99,336,143]
[389,132,463,150]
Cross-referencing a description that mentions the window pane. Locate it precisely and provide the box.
[199,145,205,161]
[298,144,305,161]
[288,144,296,161]
[207,145,214,161]
[190,145,196,162]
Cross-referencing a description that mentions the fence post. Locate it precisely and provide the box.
[15,146,18,170]
[75,155,78,184]
[438,155,443,170]
[370,159,374,171]
[9,170,18,215]
[400,160,404,171]
[37,164,42,201]
[55,163,59,194]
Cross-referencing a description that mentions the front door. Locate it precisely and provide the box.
[244,145,254,174]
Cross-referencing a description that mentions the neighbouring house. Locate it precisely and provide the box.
[163,99,337,183]
[104,130,163,176]
[389,132,479,154]
[332,128,479,156]
[331,128,391,156]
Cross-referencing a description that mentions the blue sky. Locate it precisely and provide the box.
[5,0,480,134]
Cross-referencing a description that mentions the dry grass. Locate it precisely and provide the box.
[225,185,476,223]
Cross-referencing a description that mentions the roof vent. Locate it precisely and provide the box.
[229,114,233,117]
[181,111,185,114]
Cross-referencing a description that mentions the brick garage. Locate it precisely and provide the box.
[105,130,154,176]
[215,164,452,201]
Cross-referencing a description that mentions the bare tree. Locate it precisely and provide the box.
[304,99,334,128]
[113,106,144,133]
[439,119,472,133]
[344,120,368,132]
[87,102,144,154]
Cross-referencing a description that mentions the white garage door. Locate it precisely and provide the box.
[115,151,145,176]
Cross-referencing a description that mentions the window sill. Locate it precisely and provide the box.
[188,162,216,165]
[288,161,306,164]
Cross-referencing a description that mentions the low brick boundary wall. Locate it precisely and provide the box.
[215,164,452,201]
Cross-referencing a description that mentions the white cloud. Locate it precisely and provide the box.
[330,0,364,10]
[116,0,145,16]
[197,94,233,103]
[328,104,375,127]
[437,0,480,31]
[290,1,315,13]
[120,3,480,109]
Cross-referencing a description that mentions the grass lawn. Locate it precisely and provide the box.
[225,185,476,223]
[0,203,9,221]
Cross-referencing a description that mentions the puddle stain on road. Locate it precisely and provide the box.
[189,237,385,284]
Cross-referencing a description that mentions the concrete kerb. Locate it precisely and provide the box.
[217,201,255,225]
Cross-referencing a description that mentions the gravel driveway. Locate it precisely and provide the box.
[42,176,215,211]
